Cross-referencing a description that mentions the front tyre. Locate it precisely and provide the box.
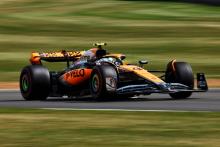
[20,65,50,100]
[90,65,118,100]
[166,61,194,99]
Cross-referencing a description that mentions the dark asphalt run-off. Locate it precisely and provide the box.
[0,89,219,111]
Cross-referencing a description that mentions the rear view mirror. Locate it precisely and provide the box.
[139,60,148,68]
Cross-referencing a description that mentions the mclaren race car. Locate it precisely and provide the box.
[20,43,208,100]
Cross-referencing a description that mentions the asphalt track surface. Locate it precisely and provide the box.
[0,89,219,111]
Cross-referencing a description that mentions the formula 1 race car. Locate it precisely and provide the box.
[20,43,208,100]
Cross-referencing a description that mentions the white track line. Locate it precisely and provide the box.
[41,108,211,113]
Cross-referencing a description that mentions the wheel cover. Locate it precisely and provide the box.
[92,74,100,92]
[22,75,30,92]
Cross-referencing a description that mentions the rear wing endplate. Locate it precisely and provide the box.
[197,73,208,91]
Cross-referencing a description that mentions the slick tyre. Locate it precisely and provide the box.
[90,65,118,100]
[20,65,50,100]
[165,62,194,99]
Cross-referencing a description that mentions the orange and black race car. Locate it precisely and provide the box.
[20,43,208,100]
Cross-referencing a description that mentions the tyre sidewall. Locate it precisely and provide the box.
[174,62,194,89]
[20,65,50,100]
[166,62,194,99]
[20,67,33,99]
[90,68,104,98]
[90,65,118,100]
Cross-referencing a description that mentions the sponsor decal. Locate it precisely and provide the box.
[66,69,85,78]
[132,67,142,70]
[40,51,82,57]
[106,77,117,91]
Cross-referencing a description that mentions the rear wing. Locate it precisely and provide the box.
[30,50,85,64]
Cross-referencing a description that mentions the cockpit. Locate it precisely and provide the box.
[95,56,123,66]
[72,43,126,68]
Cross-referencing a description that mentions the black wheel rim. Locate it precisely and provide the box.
[92,74,100,92]
[21,75,30,92]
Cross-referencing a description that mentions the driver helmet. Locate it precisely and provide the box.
[83,48,107,60]
[83,48,97,60]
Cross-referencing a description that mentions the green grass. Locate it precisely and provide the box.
[0,0,220,81]
[0,108,220,146]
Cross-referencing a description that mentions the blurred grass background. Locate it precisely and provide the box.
[0,108,220,146]
[0,0,219,81]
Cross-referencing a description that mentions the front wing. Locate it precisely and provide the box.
[116,73,208,95]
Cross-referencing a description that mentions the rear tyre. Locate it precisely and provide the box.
[165,61,194,99]
[20,65,50,100]
[90,65,118,100]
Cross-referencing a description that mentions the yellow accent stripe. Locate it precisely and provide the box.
[120,65,164,84]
